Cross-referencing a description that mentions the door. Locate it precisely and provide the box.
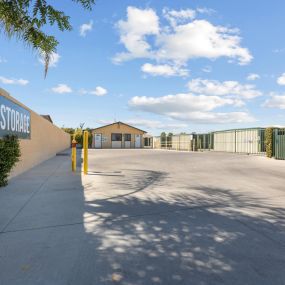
[135,134,141,148]
[124,134,131,148]
[94,134,102,148]
[111,133,122,148]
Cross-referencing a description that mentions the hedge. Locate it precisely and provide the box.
[0,136,21,187]
[265,127,274,158]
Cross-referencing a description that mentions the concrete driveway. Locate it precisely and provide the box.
[0,149,285,285]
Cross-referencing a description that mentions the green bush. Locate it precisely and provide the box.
[265,127,274,158]
[74,128,92,148]
[0,136,21,187]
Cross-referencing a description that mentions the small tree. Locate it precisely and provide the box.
[73,128,92,148]
[0,136,21,187]
[160,132,167,148]
[85,128,93,147]
[265,127,274,158]
[0,0,96,76]
[167,133,173,148]
[74,128,83,147]
[62,127,75,135]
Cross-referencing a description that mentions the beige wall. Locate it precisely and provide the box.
[0,88,70,178]
[92,122,145,148]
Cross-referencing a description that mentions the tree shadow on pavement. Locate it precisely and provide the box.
[73,172,285,285]
[1,156,285,285]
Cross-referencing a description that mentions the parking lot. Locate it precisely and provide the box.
[0,149,285,285]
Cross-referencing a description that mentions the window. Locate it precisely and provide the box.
[124,134,131,141]
[111,133,122,141]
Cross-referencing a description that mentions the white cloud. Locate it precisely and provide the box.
[80,86,108,96]
[79,20,93,37]
[0,57,7,63]
[130,93,241,113]
[125,118,188,130]
[91,86,108,96]
[51,84,72,94]
[0,76,28,85]
[39,51,60,67]
[277,73,285,85]
[114,7,252,68]
[263,93,285,109]
[156,20,252,65]
[113,6,159,63]
[96,118,187,131]
[196,7,216,15]
[187,78,262,99]
[128,92,254,124]
[163,8,196,27]
[247,73,260,81]
[141,63,188,77]
[167,111,255,124]
[273,48,285,53]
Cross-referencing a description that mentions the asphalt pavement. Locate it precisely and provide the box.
[0,149,285,285]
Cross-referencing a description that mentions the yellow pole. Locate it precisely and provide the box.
[83,130,88,175]
[71,135,77,172]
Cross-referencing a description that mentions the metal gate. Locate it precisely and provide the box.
[196,133,213,150]
[274,128,285,160]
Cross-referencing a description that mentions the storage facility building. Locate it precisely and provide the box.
[91,122,146,149]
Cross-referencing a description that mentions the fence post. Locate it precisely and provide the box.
[83,131,88,175]
[71,135,77,172]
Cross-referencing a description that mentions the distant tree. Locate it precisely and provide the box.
[167,132,173,147]
[160,132,166,141]
[74,128,83,146]
[85,127,93,147]
[73,126,92,147]
[160,132,167,147]
[0,0,96,76]
[62,127,75,135]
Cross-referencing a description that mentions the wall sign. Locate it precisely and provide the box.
[0,95,31,139]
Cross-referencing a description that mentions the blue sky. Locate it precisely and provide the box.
[1,0,285,135]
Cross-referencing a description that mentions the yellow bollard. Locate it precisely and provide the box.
[71,135,77,172]
[83,130,88,175]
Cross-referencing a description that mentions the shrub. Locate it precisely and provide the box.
[0,136,21,187]
[265,127,274,158]
[73,128,92,148]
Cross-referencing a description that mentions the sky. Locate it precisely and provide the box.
[0,0,285,135]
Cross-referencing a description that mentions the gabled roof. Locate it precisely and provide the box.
[92,121,146,133]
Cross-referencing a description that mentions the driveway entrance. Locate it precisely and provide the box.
[0,149,285,285]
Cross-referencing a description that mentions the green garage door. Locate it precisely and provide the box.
[274,129,285,160]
